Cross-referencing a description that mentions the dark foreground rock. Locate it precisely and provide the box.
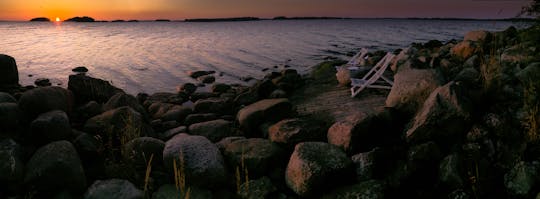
[29,110,72,145]
[68,74,123,103]
[0,139,24,192]
[18,86,73,120]
[84,179,143,199]
[224,138,285,177]
[0,54,19,88]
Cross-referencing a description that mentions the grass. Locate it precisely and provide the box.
[236,147,250,195]
[524,82,539,142]
[479,43,502,95]
[173,149,191,199]
[143,154,154,198]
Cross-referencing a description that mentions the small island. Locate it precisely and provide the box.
[185,17,259,22]
[155,19,171,22]
[65,16,95,22]
[29,17,50,22]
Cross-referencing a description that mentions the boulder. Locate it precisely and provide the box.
[215,136,246,152]
[77,101,103,119]
[352,149,378,181]
[189,71,214,79]
[224,138,285,177]
[0,92,16,103]
[212,83,231,93]
[335,67,352,86]
[464,30,491,42]
[450,40,478,60]
[73,132,102,161]
[30,110,72,145]
[184,113,219,125]
[72,66,89,73]
[161,126,187,141]
[84,179,143,199]
[104,93,146,116]
[439,154,465,189]
[18,86,73,120]
[177,83,197,94]
[122,137,165,169]
[0,139,24,190]
[25,141,86,195]
[163,134,226,187]
[504,161,540,197]
[84,106,153,145]
[321,180,385,199]
[190,92,219,102]
[152,184,212,199]
[234,89,259,106]
[268,118,326,148]
[237,98,293,136]
[193,97,234,115]
[146,92,187,105]
[408,141,441,165]
[0,54,19,87]
[238,176,278,199]
[385,68,443,115]
[188,119,233,142]
[68,74,123,103]
[285,142,354,197]
[34,78,51,87]
[0,103,21,133]
[406,82,471,145]
[148,102,191,122]
[516,62,540,88]
[198,75,215,84]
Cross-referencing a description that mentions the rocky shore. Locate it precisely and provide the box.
[0,24,539,199]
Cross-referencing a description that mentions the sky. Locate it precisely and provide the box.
[0,0,533,21]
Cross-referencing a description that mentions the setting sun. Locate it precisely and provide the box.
[55,17,60,22]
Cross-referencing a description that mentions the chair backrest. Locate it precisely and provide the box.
[347,48,369,66]
[360,52,394,84]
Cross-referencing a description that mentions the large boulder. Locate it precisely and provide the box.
[0,103,21,133]
[152,184,212,199]
[237,98,293,136]
[0,54,19,87]
[450,40,478,60]
[238,176,278,199]
[464,30,491,42]
[24,141,86,195]
[268,118,326,148]
[84,179,143,199]
[122,137,165,169]
[184,113,219,126]
[223,138,285,177]
[188,119,233,142]
[29,110,71,145]
[18,86,73,120]
[406,82,471,146]
[504,161,540,198]
[321,180,385,199]
[148,102,191,122]
[193,97,234,115]
[104,93,146,116]
[385,68,443,115]
[285,142,354,197]
[163,133,226,187]
[0,139,24,191]
[68,74,123,103]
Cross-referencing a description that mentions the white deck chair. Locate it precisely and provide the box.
[335,48,369,71]
[350,52,395,97]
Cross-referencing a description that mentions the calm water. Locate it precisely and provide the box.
[0,19,521,94]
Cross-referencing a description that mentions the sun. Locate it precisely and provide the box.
[55,17,61,22]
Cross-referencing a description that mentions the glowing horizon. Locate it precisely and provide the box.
[0,0,532,21]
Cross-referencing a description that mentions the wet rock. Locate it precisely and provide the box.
[504,161,540,197]
[212,83,231,93]
[224,138,285,177]
[238,176,278,199]
[84,179,143,199]
[34,78,51,87]
[321,180,385,199]
[386,68,443,115]
[189,70,215,79]
[0,103,21,133]
[0,92,16,103]
[30,110,71,145]
[122,137,165,169]
[439,154,465,189]
[104,93,146,116]
[188,119,233,142]
[268,118,326,148]
[163,134,226,187]
[234,90,259,106]
[177,83,197,94]
[0,139,24,191]
[406,82,471,146]
[450,40,478,60]
[25,141,86,195]
[184,113,219,126]
[152,184,212,199]
[68,74,123,103]
[285,142,354,197]
[18,86,73,120]
[193,97,233,115]
[72,66,89,73]
[198,75,216,84]
[237,98,293,136]
[0,54,19,87]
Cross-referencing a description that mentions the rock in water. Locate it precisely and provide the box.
[84,179,143,199]
[237,98,293,136]
[24,141,86,195]
[72,66,89,73]
[0,54,19,87]
[162,134,226,187]
[285,142,354,197]
[68,74,123,103]
[18,86,73,120]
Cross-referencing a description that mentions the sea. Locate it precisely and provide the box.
[0,19,525,94]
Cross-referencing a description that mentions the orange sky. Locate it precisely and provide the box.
[0,0,532,21]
